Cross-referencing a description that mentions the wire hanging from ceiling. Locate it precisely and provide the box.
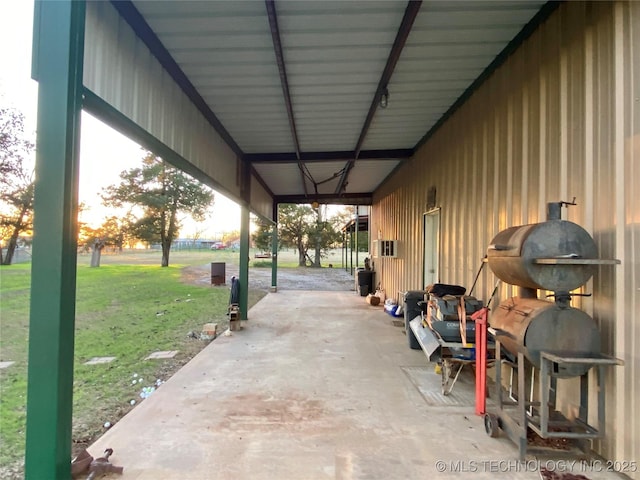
[299,163,348,197]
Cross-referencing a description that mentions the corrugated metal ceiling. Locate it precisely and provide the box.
[129,0,548,204]
[276,1,407,152]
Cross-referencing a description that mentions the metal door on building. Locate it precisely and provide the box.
[423,209,440,288]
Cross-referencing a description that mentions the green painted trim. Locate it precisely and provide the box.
[30,1,42,81]
[239,206,250,320]
[271,224,278,290]
[25,1,86,478]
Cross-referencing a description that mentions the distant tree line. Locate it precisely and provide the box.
[0,105,215,267]
[252,204,351,267]
[1,106,359,269]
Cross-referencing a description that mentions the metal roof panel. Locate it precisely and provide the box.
[127,0,548,198]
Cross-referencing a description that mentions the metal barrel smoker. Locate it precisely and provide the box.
[483,201,623,459]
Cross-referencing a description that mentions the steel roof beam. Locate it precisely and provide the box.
[247,148,413,163]
[264,0,309,197]
[335,0,422,195]
[275,193,373,206]
[250,165,275,199]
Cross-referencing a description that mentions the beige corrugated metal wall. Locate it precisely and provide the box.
[84,2,237,196]
[83,1,276,221]
[250,175,273,221]
[373,1,639,469]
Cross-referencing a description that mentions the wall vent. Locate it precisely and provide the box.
[373,240,397,258]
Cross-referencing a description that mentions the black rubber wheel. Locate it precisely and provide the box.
[406,316,421,350]
[484,413,500,438]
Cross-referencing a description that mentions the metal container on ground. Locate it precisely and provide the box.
[357,270,374,296]
[211,262,225,285]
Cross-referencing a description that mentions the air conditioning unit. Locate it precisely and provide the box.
[372,240,397,258]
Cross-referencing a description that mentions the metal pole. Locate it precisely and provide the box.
[579,371,589,424]
[25,1,85,478]
[349,230,353,275]
[517,351,527,460]
[239,205,250,319]
[271,222,278,292]
[355,208,359,269]
[540,355,549,437]
[473,307,488,415]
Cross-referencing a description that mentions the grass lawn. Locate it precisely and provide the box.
[0,251,271,474]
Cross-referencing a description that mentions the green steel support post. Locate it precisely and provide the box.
[25,1,85,479]
[271,224,278,292]
[350,230,353,275]
[355,212,359,268]
[239,205,250,320]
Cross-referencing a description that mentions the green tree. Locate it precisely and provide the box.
[332,207,368,252]
[79,215,128,267]
[252,217,273,253]
[330,208,353,237]
[277,204,342,267]
[0,107,34,265]
[1,107,32,178]
[102,153,214,267]
[278,204,314,266]
[310,205,342,267]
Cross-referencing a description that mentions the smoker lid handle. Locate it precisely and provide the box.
[488,327,516,340]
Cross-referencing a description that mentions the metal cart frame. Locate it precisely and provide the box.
[438,341,490,396]
[484,330,623,459]
[409,317,494,396]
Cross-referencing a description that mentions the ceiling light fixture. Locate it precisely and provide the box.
[379,87,389,109]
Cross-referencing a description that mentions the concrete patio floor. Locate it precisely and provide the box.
[88,290,619,480]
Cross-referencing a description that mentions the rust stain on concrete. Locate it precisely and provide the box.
[217,393,329,432]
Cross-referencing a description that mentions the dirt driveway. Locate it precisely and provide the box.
[182,263,357,293]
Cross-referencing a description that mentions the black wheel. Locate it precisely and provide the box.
[484,413,500,438]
